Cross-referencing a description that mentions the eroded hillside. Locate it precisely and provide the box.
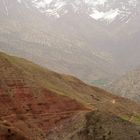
[0,52,140,140]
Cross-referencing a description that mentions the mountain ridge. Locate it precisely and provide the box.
[16,0,139,24]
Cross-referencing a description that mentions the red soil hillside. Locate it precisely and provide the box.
[0,52,87,139]
[1,52,139,117]
[0,52,140,140]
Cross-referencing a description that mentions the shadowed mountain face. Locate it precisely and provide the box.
[71,111,140,140]
[0,123,28,140]
[0,0,140,86]
[108,68,140,103]
[0,52,140,140]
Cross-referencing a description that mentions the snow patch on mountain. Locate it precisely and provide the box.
[85,0,108,6]
[32,0,67,17]
[90,9,120,23]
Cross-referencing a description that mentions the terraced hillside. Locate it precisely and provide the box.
[0,51,140,140]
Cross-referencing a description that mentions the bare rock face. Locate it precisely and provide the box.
[70,111,140,140]
[109,69,140,103]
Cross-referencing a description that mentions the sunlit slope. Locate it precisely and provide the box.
[0,51,140,140]
[0,51,87,140]
[0,52,140,117]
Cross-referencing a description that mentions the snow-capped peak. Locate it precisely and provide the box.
[17,0,139,23]
[85,0,108,6]
[90,9,120,23]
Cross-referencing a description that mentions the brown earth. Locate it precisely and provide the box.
[0,52,140,140]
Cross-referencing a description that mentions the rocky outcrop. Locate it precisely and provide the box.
[70,111,140,140]
[109,69,140,103]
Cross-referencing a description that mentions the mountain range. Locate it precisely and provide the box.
[0,0,140,86]
[17,0,139,24]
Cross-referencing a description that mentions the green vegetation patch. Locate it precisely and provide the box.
[121,115,140,125]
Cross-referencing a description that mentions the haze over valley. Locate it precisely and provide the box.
[0,0,140,85]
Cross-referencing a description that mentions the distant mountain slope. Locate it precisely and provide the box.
[0,0,140,86]
[0,0,118,85]
[109,68,140,103]
[0,51,140,139]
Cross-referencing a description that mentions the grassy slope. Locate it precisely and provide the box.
[0,52,87,140]
[0,52,140,140]
[1,52,140,118]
